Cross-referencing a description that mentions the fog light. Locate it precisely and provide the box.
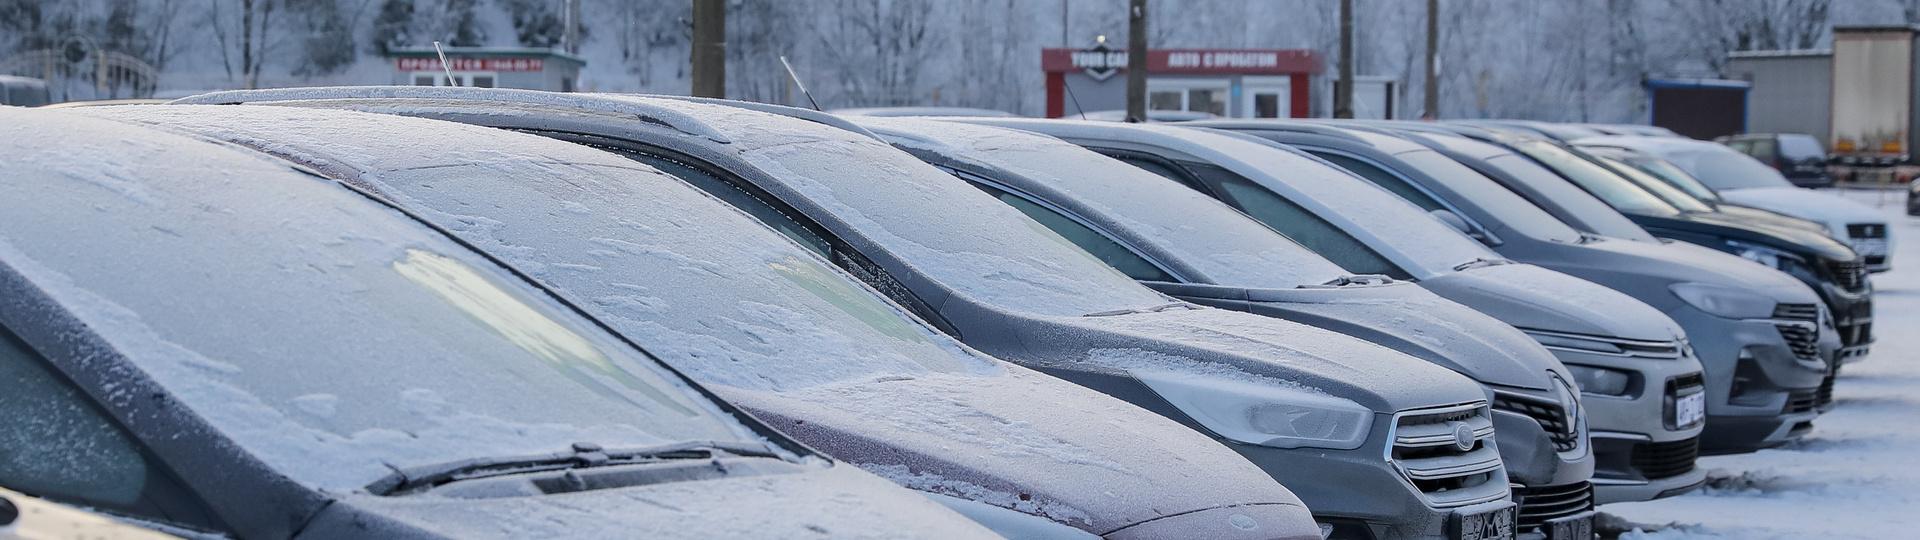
[1566,364,1632,396]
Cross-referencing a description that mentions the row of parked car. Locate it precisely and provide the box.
[0,88,1888,540]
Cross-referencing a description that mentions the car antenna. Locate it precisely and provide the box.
[1062,78,1088,120]
[779,55,822,111]
[432,41,459,87]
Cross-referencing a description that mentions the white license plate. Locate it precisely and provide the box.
[1674,392,1706,427]
[1853,238,1888,255]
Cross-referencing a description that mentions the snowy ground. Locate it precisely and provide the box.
[1602,188,1918,539]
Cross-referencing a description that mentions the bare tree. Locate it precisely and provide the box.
[814,0,940,106]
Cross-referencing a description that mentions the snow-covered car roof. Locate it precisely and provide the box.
[86,103,1306,535]
[174,87,1175,319]
[853,116,1349,290]
[832,106,1017,118]
[953,117,1502,280]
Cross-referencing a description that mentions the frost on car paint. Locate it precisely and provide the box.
[80,105,1307,534]
[862,117,1349,289]
[2,108,1004,540]
[0,112,763,492]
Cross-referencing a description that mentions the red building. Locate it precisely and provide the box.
[1042,46,1323,118]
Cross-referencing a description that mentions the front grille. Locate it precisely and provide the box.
[1865,254,1887,267]
[1827,259,1868,290]
[1832,295,1873,348]
[1817,366,1839,410]
[1514,482,1594,532]
[1669,372,1705,393]
[1773,303,1820,321]
[1847,223,1887,239]
[1388,403,1507,507]
[1631,438,1699,480]
[1786,388,1819,414]
[1492,394,1578,452]
[1775,322,1821,360]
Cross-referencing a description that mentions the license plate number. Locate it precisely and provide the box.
[1853,238,1888,255]
[1454,505,1515,540]
[1547,513,1593,540]
[1674,392,1706,427]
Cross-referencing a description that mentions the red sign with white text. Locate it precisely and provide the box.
[1042,48,1320,75]
[396,57,544,72]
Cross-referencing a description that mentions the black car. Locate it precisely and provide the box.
[1716,133,1833,188]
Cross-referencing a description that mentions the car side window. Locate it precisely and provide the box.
[1098,151,1218,196]
[0,324,220,531]
[971,183,1177,282]
[1752,138,1778,161]
[1190,165,1409,279]
[1308,151,1448,212]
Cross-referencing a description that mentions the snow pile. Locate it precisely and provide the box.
[1604,190,1920,539]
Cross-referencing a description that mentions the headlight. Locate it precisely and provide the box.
[1564,364,1633,396]
[1669,282,1778,319]
[1133,369,1373,450]
[1726,240,1816,281]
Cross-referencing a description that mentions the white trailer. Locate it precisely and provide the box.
[1830,25,1918,167]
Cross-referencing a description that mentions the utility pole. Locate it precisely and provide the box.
[1125,0,1148,122]
[1423,0,1439,119]
[690,0,726,98]
[1061,0,1070,47]
[564,0,581,55]
[1334,0,1354,119]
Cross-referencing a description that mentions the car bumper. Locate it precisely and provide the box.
[1671,308,1828,454]
[1545,346,1705,503]
[1814,279,1874,364]
[1230,427,1509,540]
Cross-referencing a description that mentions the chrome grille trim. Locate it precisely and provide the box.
[1384,401,1510,508]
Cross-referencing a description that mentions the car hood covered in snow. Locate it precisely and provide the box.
[309,464,999,539]
[1421,263,1683,342]
[1562,236,1823,306]
[1717,186,1888,232]
[89,103,1308,536]
[1155,281,1564,392]
[1015,305,1490,413]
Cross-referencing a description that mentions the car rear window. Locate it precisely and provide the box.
[1778,135,1826,161]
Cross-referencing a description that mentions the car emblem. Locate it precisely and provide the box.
[1449,421,1476,452]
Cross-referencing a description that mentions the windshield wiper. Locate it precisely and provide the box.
[366,440,784,496]
[1452,258,1513,271]
[1084,302,1198,317]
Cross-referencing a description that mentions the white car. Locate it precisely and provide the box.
[1578,135,1893,272]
